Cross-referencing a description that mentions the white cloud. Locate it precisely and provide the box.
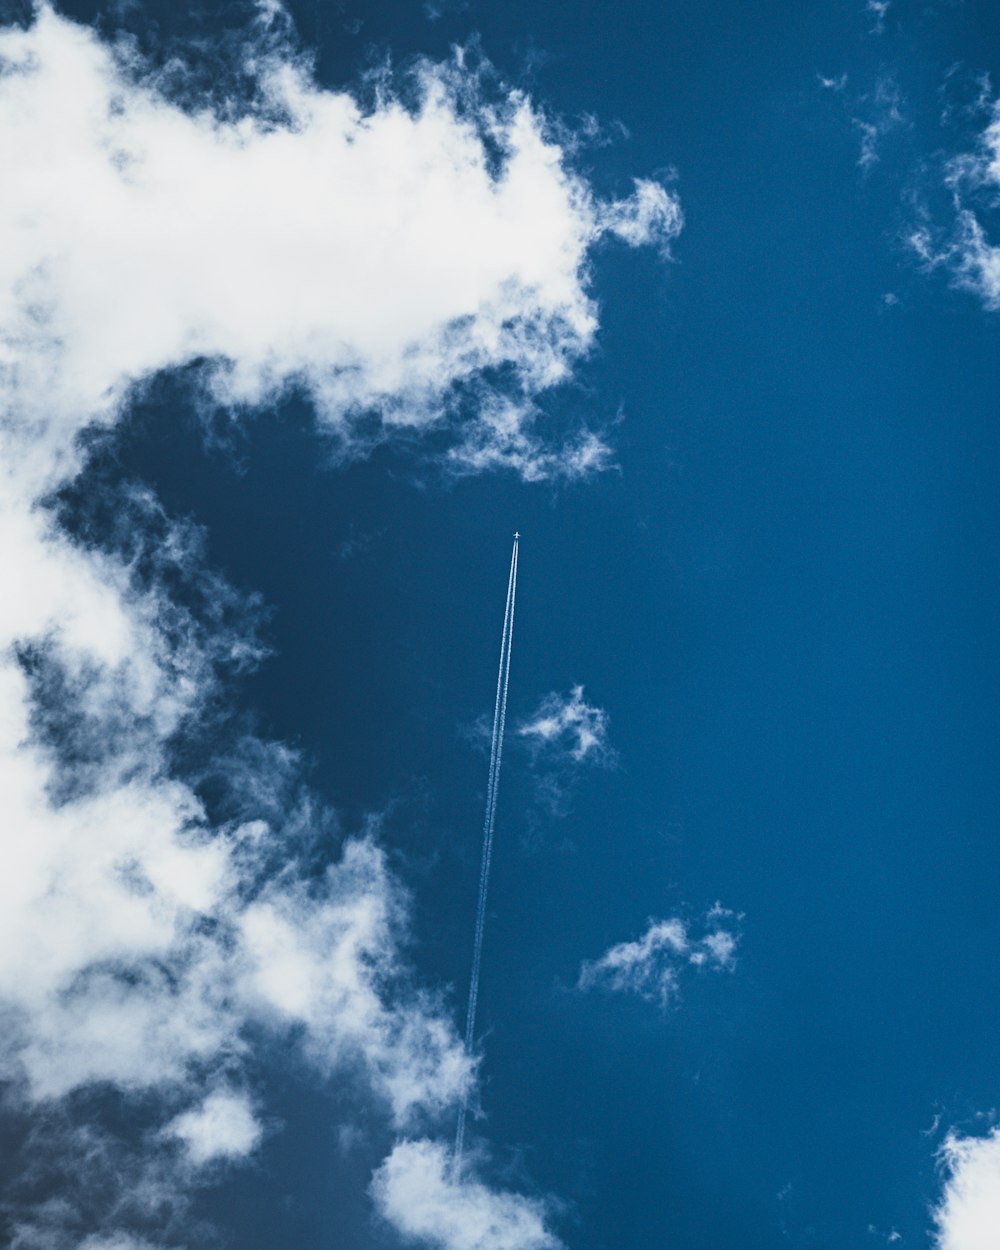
[866,1228,902,1245]
[865,1,891,36]
[236,837,471,1126]
[598,177,683,254]
[371,1139,560,1250]
[446,397,614,481]
[165,1089,263,1166]
[579,909,739,1006]
[0,4,681,490]
[933,1127,1000,1250]
[0,4,682,1245]
[907,99,1000,308]
[851,75,905,170]
[914,212,1000,307]
[0,460,469,1246]
[818,73,848,93]
[78,1239,165,1250]
[518,684,611,764]
[950,155,1000,306]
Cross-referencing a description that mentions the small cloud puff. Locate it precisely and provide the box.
[818,73,848,93]
[578,907,739,1006]
[165,1089,263,1166]
[867,1227,903,1245]
[599,178,684,257]
[866,1,891,36]
[371,1139,560,1250]
[518,685,611,765]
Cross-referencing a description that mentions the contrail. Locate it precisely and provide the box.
[454,533,519,1170]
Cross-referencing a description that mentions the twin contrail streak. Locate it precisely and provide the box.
[454,534,519,1170]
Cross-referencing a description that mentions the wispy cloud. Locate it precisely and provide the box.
[932,1126,1000,1250]
[852,74,906,170]
[818,72,848,93]
[515,685,614,819]
[578,907,739,1007]
[598,177,684,256]
[518,685,612,765]
[865,0,891,36]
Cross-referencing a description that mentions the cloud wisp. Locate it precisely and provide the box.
[518,685,612,765]
[865,0,891,37]
[909,97,1000,310]
[578,909,739,1007]
[516,685,614,819]
[852,74,905,170]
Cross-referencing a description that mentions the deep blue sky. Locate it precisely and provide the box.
[50,1,1000,1247]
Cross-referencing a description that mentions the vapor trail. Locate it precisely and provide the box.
[454,535,519,1169]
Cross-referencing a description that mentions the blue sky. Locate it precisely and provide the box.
[2,2,1000,1248]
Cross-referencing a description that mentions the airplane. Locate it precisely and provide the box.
[513,531,520,539]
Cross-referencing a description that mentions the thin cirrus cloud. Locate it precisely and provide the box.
[866,0,891,36]
[0,4,679,1249]
[578,909,739,1007]
[852,74,905,170]
[932,1127,1000,1250]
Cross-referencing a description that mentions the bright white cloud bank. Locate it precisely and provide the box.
[579,909,738,1006]
[0,5,679,1247]
[933,1128,1000,1250]
[0,4,681,491]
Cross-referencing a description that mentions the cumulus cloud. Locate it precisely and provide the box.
[371,1139,559,1250]
[164,1089,263,1166]
[0,4,681,1245]
[0,4,681,490]
[0,474,470,1118]
[518,684,611,764]
[932,1127,1000,1250]
[579,908,739,1006]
